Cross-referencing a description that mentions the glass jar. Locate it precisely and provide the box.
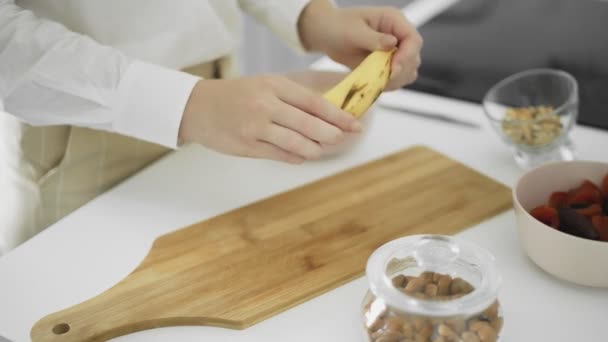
[362,235,503,342]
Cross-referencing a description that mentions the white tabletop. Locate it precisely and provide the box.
[2,2,608,342]
[3,87,608,342]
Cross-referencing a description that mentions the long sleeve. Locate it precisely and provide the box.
[238,0,312,53]
[0,0,200,148]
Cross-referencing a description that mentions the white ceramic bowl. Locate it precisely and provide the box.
[513,160,608,287]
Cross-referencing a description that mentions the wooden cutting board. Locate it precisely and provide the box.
[31,145,512,342]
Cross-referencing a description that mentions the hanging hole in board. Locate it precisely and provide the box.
[52,323,70,335]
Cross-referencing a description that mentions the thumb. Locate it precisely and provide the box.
[351,25,397,51]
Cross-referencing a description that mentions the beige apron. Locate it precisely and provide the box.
[20,61,221,232]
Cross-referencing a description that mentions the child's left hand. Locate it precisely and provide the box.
[298,0,423,91]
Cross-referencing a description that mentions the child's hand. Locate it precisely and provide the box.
[299,1,423,91]
[179,75,361,164]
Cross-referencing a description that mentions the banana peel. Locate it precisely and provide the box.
[322,49,395,119]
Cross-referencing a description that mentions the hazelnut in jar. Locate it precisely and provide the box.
[362,235,503,342]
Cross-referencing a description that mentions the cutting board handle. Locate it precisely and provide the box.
[30,283,146,342]
[32,311,115,342]
[30,247,240,341]
[31,282,236,342]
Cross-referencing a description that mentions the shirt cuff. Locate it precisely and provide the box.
[115,60,200,148]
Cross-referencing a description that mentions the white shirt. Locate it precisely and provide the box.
[0,0,311,148]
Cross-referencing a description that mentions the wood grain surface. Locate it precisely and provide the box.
[31,145,512,342]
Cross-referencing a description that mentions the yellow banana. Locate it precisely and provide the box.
[322,49,395,119]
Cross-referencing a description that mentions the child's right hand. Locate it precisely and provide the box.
[179,74,361,164]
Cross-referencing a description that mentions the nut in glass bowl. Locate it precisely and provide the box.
[483,69,579,170]
[501,105,563,147]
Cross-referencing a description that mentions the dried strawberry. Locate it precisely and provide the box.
[602,174,608,196]
[567,180,603,206]
[591,216,608,242]
[558,207,599,240]
[548,192,568,208]
[576,203,603,218]
[584,179,601,191]
[530,205,560,229]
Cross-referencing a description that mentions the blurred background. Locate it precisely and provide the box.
[238,0,607,131]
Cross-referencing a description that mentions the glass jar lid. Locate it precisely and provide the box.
[366,234,502,317]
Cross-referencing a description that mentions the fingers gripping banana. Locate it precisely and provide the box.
[322,49,395,119]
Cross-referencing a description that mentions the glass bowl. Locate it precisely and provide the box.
[483,69,579,169]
